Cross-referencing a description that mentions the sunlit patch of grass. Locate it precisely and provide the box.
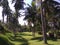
[0,32,60,45]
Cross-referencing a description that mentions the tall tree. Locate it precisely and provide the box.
[12,0,24,36]
[40,0,47,44]
[34,0,60,44]
[0,0,12,23]
[12,0,24,23]
[40,0,60,44]
[43,0,60,20]
[24,2,37,37]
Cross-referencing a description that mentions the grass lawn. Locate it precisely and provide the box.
[0,32,60,45]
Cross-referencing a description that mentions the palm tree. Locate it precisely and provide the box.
[40,0,48,44]
[24,2,37,37]
[12,0,24,28]
[12,0,24,36]
[43,0,60,20]
[36,0,60,44]
[12,0,24,22]
[41,0,60,44]
[43,0,60,33]
[0,0,12,23]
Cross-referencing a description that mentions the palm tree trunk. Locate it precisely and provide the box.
[32,27,35,37]
[28,20,31,32]
[7,15,9,23]
[2,14,4,23]
[2,11,4,23]
[13,9,18,36]
[40,0,47,44]
[16,9,18,20]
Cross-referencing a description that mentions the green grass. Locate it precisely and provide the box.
[0,34,14,45]
[0,32,60,45]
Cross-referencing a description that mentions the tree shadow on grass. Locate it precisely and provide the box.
[15,37,29,45]
[14,36,29,45]
[47,37,57,41]
[31,37,43,41]
[47,44,54,45]
[31,36,57,42]
[9,33,32,41]
[14,37,28,42]
[8,34,29,45]
[17,33,32,36]
[21,41,29,45]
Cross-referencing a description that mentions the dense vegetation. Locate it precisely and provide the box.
[0,0,60,45]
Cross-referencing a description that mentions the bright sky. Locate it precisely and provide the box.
[0,0,32,25]
[18,0,32,25]
[0,7,3,20]
[0,0,59,25]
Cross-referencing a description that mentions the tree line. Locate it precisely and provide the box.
[0,0,60,44]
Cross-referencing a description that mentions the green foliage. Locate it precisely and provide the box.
[14,0,24,10]
[0,34,14,45]
[0,23,12,34]
[24,1,37,22]
[0,32,60,45]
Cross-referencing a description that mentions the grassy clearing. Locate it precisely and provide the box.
[0,32,60,45]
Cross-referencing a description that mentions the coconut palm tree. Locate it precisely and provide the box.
[24,2,38,37]
[35,0,60,44]
[11,0,24,36]
[12,0,24,22]
[39,0,48,44]
[40,0,60,44]
[0,0,12,23]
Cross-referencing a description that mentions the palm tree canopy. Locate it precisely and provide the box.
[12,0,24,10]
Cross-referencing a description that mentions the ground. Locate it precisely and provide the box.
[0,32,60,45]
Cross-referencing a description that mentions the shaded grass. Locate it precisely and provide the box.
[0,34,14,45]
[0,32,60,45]
[31,37,43,41]
[5,32,29,45]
